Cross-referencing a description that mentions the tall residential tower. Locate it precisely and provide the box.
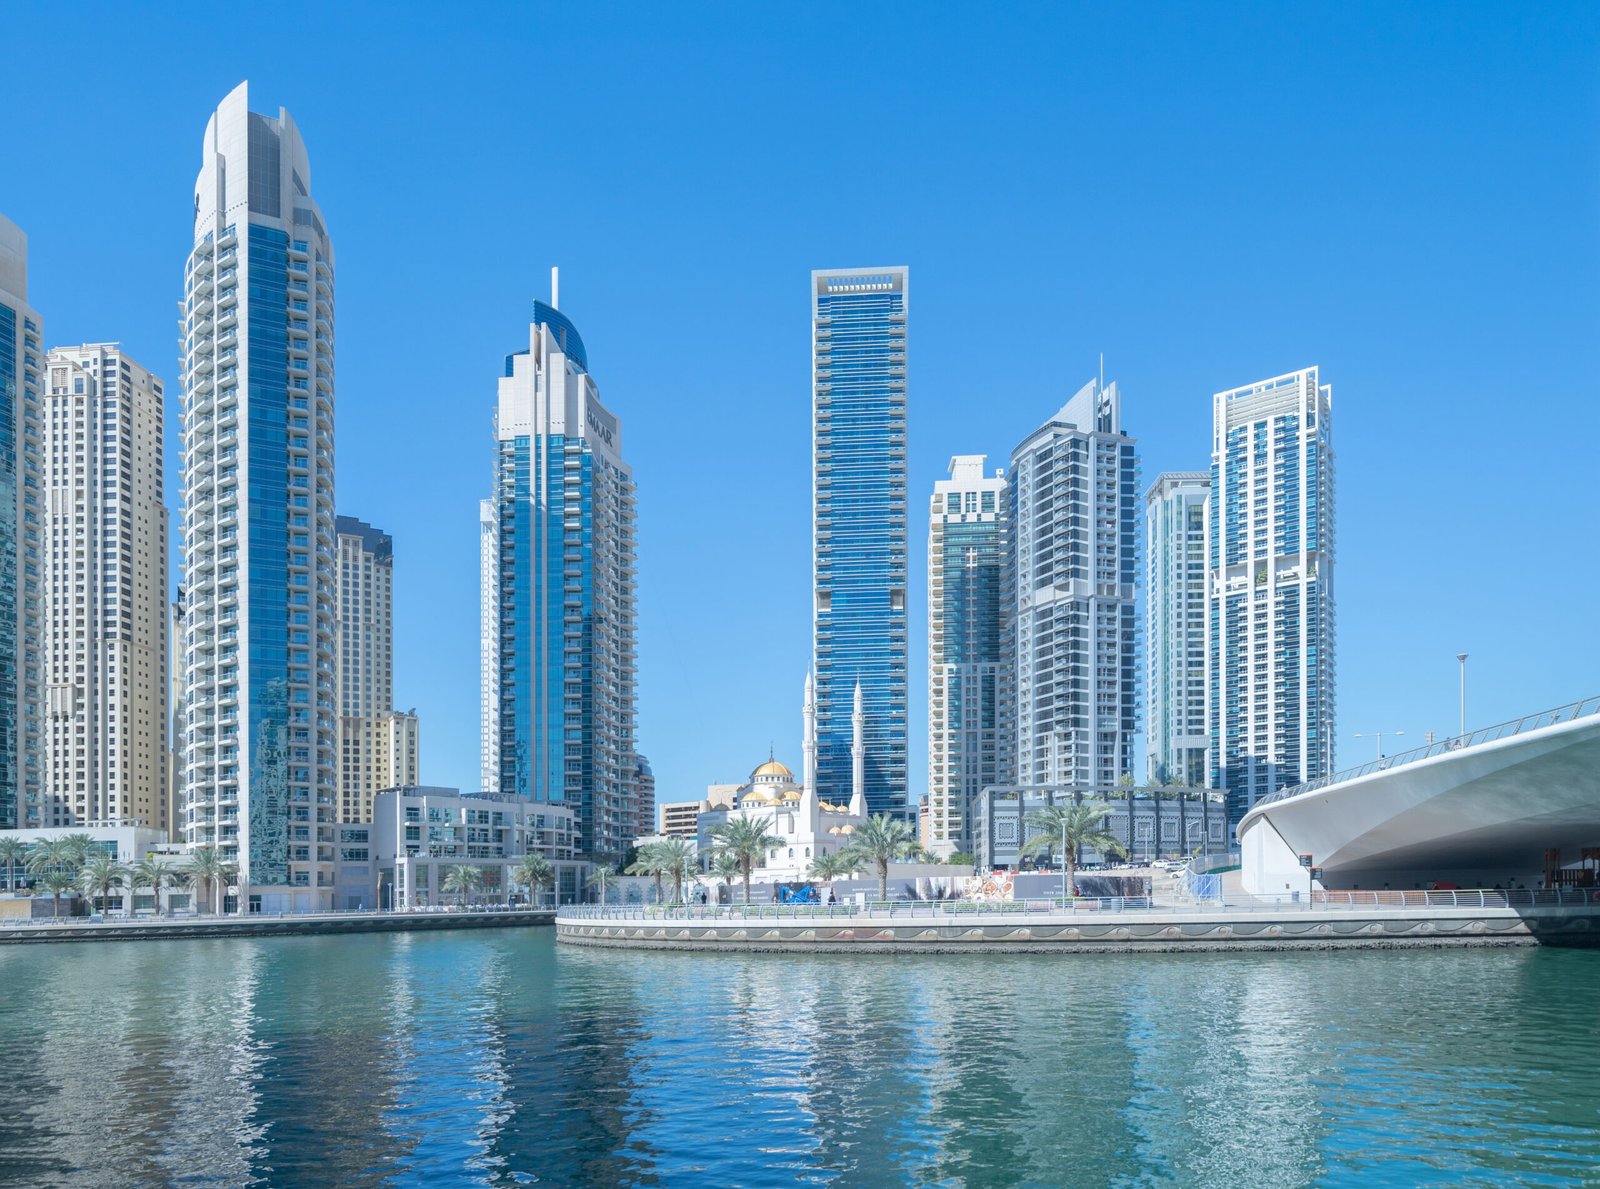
[811,267,908,818]
[486,275,637,859]
[1208,367,1335,823]
[1003,379,1139,788]
[181,83,338,911]
[41,345,169,829]
[0,215,41,830]
[926,455,1004,857]
[1145,472,1210,787]
[336,515,405,823]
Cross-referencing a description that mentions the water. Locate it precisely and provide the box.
[0,931,1596,1187]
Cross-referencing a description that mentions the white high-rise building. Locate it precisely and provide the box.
[478,496,499,794]
[336,515,396,824]
[0,215,42,830]
[1208,367,1335,823]
[926,454,1005,858]
[1003,379,1139,788]
[1145,471,1210,788]
[40,345,169,830]
[181,83,338,911]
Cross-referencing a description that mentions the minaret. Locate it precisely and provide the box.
[849,681,867,817]
[802,672,817,797]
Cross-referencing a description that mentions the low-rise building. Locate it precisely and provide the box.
[972,786,1227,870]
[367,786,586,909]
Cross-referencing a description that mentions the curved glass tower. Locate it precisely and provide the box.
[181,83,337,911]
[811,267,908,819]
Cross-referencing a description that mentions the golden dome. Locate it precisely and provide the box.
[752,757,794,780]
[781,790,802,801]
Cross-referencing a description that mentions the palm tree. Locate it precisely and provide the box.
[58,833,99,868]
[587,855,619,905]
[841,813,921,903]
[709,848,744,905]
[713,816,781,905]
[131,858,176,917]
[40,870,76,919]
[650,837,697,904]
[0,836,26,893]
[186,846,228,916]
[1020,802,1127,900]
[626,843,668,904]
[513,854,555,907]
[78,851,129,917]
[441,864,483,908]
[807,851,853,901]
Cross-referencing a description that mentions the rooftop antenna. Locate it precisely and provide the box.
[551,266,559,310]
[1099,351,1104,391]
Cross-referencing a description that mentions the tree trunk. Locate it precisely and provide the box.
[878,860,888,904]
[1066,853,1077,901]
[743,864,752,905]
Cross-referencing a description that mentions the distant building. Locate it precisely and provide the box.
[971,786,1227,870]
[369,786,585,910]
[812,266,909,818]
[1145,472,1211,787]
[660,799,703,840]
[1003,379,1139,789]
[336,515,396,824]
[926,454,1004,857]
[374,709,419,791]
[40,344,169,832]
[0,214,42,830]
[1209,368,1335,823]
[634,753,655,842]
[485,274,638,859]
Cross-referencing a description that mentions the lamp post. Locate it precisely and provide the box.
[1456,653,1469,737]
[1060,818,1069,906]
[1353,730,1404,760]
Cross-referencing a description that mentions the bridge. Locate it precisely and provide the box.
[1237,695,1600,896]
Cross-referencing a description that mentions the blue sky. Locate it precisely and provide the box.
[4,2,1597,803]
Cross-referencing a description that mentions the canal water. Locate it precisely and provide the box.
[0,930,1596,1187]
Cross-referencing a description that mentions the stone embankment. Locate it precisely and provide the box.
[557,903,1600,954]
[0,908,554,945]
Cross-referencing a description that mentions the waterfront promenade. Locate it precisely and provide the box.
[0,905,554,945]
[557,889,1600,953]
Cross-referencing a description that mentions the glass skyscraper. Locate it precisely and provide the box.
[811,267,908,819]
[485,280,638,860]
[181,84,338,911]
[0,215,41,831]
[1145,471,1210,787]
[1003,378,1139,789]
[1208,367,1335,824]
[927,455,1004,856]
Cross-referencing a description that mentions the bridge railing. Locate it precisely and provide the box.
[1252,693,1600,812]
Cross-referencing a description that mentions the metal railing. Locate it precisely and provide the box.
[560,887,1600,923]
[1253,693,1600,812]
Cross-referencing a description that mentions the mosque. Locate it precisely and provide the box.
[712,674,870,885]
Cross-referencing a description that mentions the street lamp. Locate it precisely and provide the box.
[1353,730,1404,760]
[1060,817,1069,906]
[1457,653,1469,737]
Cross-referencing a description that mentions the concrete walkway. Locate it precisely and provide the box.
[0,908,555,945]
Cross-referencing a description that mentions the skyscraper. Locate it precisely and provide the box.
[1145,471,1210,787]
[0,215,41,831]
[478,497,499,794]
[811,266,908,818]
[335,515,396,824]
[926,454,1004,857]
[181,83,337,911]
[40,344,169,830]
[487,274,637,859]
[1208,367,1335,823]
[1003,378,1139,789]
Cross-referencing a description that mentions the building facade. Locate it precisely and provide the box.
[811,267,909,818]
[486,276,637,860]
[180,83,338,912]
[971,786,1228,870]
[926,454,1005,857]
[633,752,655,842]
[335,515,396,823]
[0,215,42,830]
[373,708,419,792]
[40,345,169,830]
[1145,471,1210,787]
[1003,378,1139,790]
[478,496,499,795]
[1208,368,1335,823]
[369,785,585,909]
